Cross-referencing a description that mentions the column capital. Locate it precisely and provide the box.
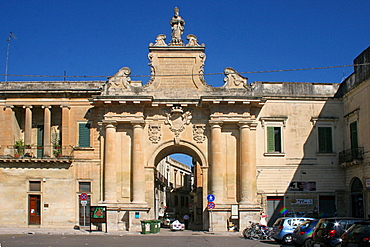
[238,121,258,130]
[131,120,145,128]
[209,120,223,128]
[102,120,117,128]
[4,105,14,109]
[60,105,70,109]
[23,105,33,109]
[42,105,52,109]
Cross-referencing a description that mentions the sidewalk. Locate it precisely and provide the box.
[0,227,242,237]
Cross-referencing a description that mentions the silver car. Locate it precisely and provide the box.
[271,217,316,244]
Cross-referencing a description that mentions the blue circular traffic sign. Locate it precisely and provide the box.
[207,194,215,202]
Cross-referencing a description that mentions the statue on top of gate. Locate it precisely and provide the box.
[169,7,185,46]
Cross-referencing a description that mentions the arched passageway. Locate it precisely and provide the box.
[148,140,209,230]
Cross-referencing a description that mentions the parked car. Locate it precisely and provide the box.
[293,219,319,247]
[312,217,364,247]
[162,212,176,227]
[271,217,316,244]
[341,220,370,247]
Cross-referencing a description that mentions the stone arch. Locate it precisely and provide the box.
[350,177,364,218]
[350,177,363,192]
[147,139,209,230]
[147,139,208,168]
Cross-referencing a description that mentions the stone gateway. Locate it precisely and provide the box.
[0,8,369,232]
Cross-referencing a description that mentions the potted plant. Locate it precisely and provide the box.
[14,139,25,157]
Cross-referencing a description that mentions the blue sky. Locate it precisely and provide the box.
[2,0,369,165]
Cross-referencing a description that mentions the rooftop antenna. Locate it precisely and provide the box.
[5,32,17,82]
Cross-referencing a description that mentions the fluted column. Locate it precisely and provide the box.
[239,122,257,205]
[61,105,70,154]
[210,121,224,202]
[3,105,14,147]
[42,106,52,157]
[131,121,145,203]
[103,121,117,202]
[23,106,33,145]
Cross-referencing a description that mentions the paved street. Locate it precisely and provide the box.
[0,228,285,247]
[0,234,282,247]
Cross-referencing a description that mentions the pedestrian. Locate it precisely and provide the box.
[183,214,190,229]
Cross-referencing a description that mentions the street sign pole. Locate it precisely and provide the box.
[80,193,88,230]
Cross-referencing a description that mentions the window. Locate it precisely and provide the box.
[261,117,287,155]
[350,121,358,149]
[267,126,282,153]
[318,127,333,153]
[29,181,41,191]
[79,182,91,192]
[78,122,91,147]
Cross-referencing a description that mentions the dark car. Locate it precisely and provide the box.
[312,217,364,247]
[341,220,370,247]
[292,219,319,247]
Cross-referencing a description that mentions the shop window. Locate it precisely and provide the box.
[78,122,91,147]
[318,127,333,153]
[29,181,41,191]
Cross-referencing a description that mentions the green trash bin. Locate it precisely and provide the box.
[141,220,151,234]
[150,220,161,234]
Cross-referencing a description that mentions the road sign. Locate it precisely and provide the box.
[80,193,88,201]
[81,200,87,206]
[207,194,215,202]
[207,202,215,210]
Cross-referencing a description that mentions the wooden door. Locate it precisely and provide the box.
[29,195,41,225]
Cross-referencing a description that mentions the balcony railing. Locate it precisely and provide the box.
[5,145,73,160]
[339,147,364,164]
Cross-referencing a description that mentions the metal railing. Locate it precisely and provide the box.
[6,145,73,160]
[339,147,364,164]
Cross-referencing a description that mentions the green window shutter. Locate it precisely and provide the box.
[318,127,332,153]
[79,123,90,147]
[267,127,275,152]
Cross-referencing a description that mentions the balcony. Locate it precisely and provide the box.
[339,147,364,167]
[0,145,73,162]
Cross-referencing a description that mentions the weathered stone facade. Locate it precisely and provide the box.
[0,9,368,232]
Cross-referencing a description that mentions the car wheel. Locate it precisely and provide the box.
[304,239,313,247]
[283,234,293,244]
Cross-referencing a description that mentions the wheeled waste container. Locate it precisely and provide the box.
[141,220,151,234]
[150,220,161,234]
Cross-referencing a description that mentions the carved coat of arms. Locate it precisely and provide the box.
[164,106,192,144]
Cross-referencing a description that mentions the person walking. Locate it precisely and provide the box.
[183,214,190,229]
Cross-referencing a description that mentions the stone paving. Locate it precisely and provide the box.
[0,227,242,237]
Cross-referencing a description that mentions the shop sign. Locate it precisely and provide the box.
[290,199,313,205]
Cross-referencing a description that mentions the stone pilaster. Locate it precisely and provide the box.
[131,121,146,203]
[103,121,117,202]
[210,121,224,203]
[42,106,52,157]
